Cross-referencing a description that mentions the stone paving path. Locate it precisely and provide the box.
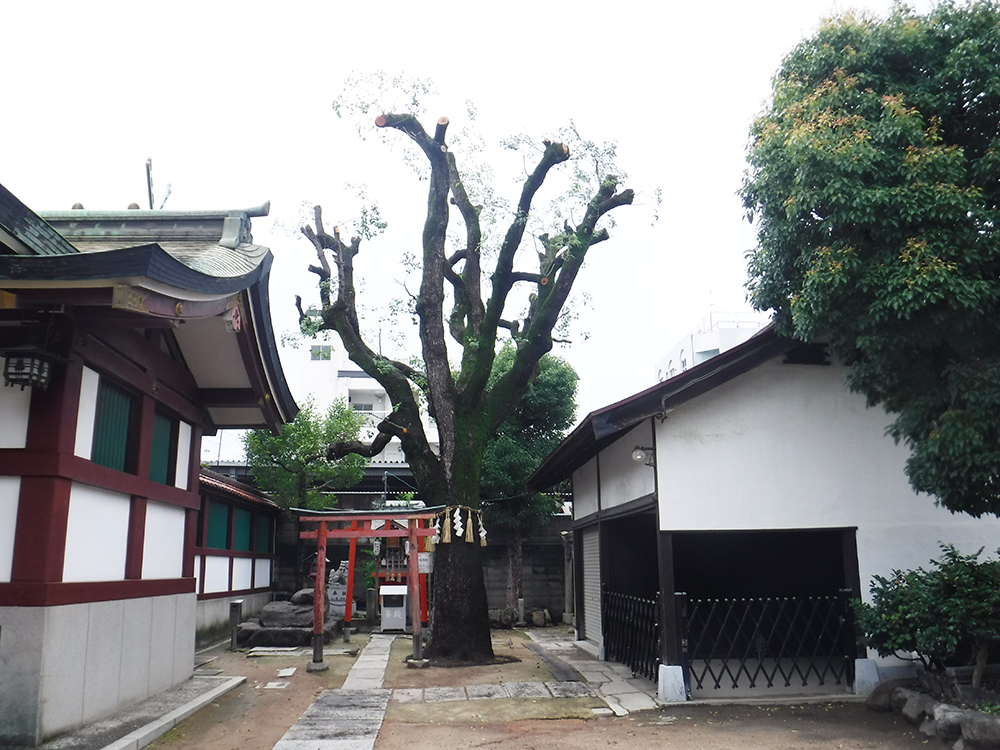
[524,629,661,715]
[271,630,662,748]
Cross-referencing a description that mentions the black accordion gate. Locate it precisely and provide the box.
[678,592,854,693]
[602,587,660,681]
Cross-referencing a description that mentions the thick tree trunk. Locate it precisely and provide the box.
[973,642,990,689]
[505,532,523,612]
[426,538,494,661]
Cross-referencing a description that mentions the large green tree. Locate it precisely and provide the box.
[742,1,1000,516]
[300,95,634,660]
[481,347,577,613]
[243,398,367,510]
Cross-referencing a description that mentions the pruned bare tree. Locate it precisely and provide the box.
[299,109,633,661]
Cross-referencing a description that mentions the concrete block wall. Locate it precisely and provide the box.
[483,541,566,621]
[0,593,195,744]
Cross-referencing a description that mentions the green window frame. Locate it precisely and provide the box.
[233,507,252,552]
[206,500,229,550]
[91,379,137,472]
[255,516,272,553]
[149,410,178,485]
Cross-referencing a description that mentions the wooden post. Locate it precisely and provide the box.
[419,526,429,625]
[308,521,328,671]
[408,518,422,661]
[344,520,358,641]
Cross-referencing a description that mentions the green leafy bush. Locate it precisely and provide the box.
[855,545,1000,688]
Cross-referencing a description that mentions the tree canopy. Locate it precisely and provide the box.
[742,1,1000,516]
[299,85,635,660]
[243,398,367,510]
[481,348,577,611]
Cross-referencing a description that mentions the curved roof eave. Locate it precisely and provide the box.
[0,243,265,298]
[246,254,298,428]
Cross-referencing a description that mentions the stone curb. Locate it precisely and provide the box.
[99,676,246,750]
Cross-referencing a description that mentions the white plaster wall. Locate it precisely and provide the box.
[175,421,192,490]
[598,422,656,509]
[141,501,185,579]
[203,556,230,594]
[0,476,21,582]
[573,457,599,519]
[194,555,202,593]
[655,357,1000,629]
[232,557,253,591]
[74,366,100,459]
[254,558,272,588]
[0,373,31,449]
[63,484,130,582]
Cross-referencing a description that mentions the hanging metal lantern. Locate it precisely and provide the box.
[3,348,54,390]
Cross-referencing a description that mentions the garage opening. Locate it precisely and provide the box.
[673,528,860,697]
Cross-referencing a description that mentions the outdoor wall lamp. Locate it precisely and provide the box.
[2,347,55,390]
[631,446,654,467]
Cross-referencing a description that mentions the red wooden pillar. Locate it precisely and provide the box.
[418,526,429,625]
[309,521,328,671]
[408,518,422,660]
[344,520,357,639]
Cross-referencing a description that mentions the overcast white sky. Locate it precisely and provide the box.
[2,0,934,460]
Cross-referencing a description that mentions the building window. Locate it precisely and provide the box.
[233,507,252,552]
[149,410,179,485]
[352,403,374,412]
[206,500,229,549]
[310,345,331,361]
[255,517,272,553]
[91,379,138,472]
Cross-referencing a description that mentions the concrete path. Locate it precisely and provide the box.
[272,634,395,750]
[271,689,391,750]
[525,629,661,715]
[271,630,662,749]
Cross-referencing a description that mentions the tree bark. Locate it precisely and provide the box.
[428,534,493,661]
[505,531,523,612]
[973,642,989,689]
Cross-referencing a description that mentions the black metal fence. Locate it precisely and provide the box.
[678,593,853,692]
[602,587,660,681]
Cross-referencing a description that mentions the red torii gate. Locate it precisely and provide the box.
[298,507,441,669]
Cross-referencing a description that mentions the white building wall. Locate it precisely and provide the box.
[573,457,599,519]
[203,556,230,594]
[255,558,272,588]
[282,337,438,468]
[0,476,21,582]
[232,558,253,591]
[141,501,185,579]
[63,484,130,582]
[655,356,1000,614]
[598,422,655,509]
[655,311,770,383]
[175,421,192,490]
[74,366,100,459]
[0,372,31,448]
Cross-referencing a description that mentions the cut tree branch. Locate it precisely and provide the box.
[328,427,395,460]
